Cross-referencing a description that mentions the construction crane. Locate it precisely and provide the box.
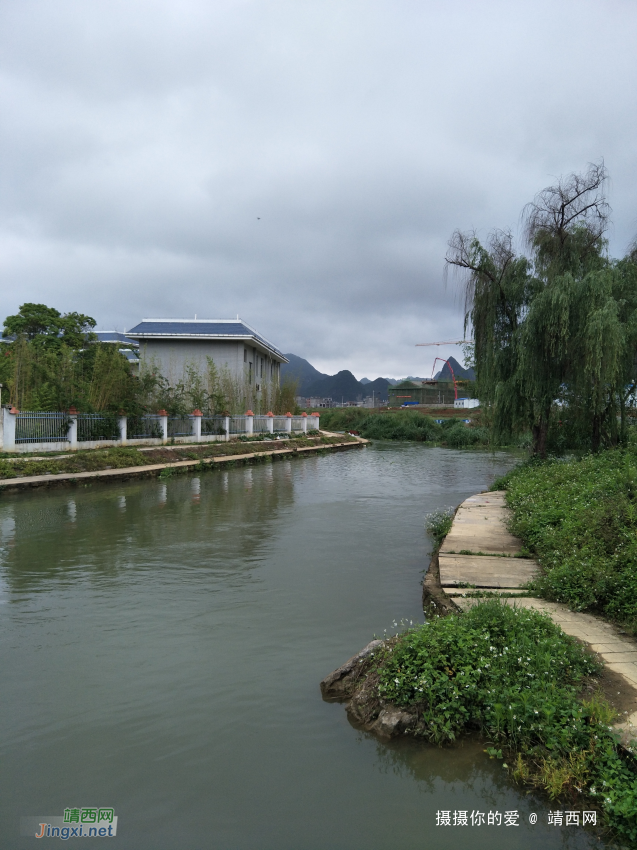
[431,357,459,400]
[415,340,471,347]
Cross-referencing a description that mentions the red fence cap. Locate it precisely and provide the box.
[266,411,274,417]
[311,412,320,416]
[68,406,78,415]
[191,409,203,416]
[301,412,308,417]
[245,410,254,416]
[157,409,168,416]
[285,412,292,417]
[9,406,19,414]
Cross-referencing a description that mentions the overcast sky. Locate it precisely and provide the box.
[2,0,636,379]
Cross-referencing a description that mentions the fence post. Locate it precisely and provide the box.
[157,410,168,444]
[311,412,320,431]
[266,411,274,435]
[68,406,78,450]
[3,406,17,452]
[245,410,254,436]
[285,412,292,434]
[301,412,308,434]
[191,409,202,442]
[223,415,230,442]
[118,412,127,446]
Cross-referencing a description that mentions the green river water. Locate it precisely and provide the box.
[0,443,601,848]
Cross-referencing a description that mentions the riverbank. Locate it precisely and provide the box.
[313,408,494,447]
[0,433,363,491]
[321,472,637,843]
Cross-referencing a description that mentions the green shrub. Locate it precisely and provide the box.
[378,602,599,745]
[374,602,637,841]
[316,409,493,445]
[497,448,637,630]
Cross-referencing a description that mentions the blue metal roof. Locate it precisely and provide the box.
[126,319,287,362]
[95,331,139,346]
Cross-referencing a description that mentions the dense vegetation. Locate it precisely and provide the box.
[493,443,637,634]
[1,303,298,415]
[316,408,493,447]
[375,602,637,841]
[448,163,637,456]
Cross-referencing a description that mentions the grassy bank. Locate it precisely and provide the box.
[370,602,637,842]
[492,446,637,633]
[317,408,491,447]
[0,434,357,480]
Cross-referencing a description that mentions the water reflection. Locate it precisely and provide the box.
[370,736,596,848]
[0,463,295,594]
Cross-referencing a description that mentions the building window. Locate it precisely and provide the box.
[244,349,247,363]
[249,362,252,384]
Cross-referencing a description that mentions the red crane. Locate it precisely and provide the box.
[432,357,458,400]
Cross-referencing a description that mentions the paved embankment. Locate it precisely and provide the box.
[437,490,637,746]
[0,438,365,491]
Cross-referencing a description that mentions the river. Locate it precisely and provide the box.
[0,443,599,848]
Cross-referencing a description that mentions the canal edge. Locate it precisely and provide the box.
[0,437,367,492]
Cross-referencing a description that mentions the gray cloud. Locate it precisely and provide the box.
[2,0,636,378]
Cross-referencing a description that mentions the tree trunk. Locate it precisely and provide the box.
[532,406,550,458]
[591,412,602,452]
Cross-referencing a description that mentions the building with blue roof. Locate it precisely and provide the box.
[125,317,288,394]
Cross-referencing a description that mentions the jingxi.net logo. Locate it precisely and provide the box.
[21,808,118,839]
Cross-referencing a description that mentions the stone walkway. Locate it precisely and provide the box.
[441,491,637,745]
[0,439,364,491]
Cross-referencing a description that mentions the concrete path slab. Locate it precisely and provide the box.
[439,553,538,588]
[440,491,524,555]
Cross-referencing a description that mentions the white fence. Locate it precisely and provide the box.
[0,408,320,453]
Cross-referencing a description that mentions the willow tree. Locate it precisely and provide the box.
[447,162,635,455]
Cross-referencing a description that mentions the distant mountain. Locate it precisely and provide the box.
[281,354,328,396]
[282,354,392,402]
[304,370,390,403]
[305,370,365,403]
[433,356,475,382]
[364,377,391,399]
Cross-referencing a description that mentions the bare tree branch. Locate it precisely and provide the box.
[521,161,610,253]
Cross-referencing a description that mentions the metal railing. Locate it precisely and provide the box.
[6,410,319,449]
[253,416,272,433]
[127,415,163,440]
[167,416,193,438]
[15,411,70,443]
[77,414,119,442]
[201,416,226,436]
[228,416,245,435]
